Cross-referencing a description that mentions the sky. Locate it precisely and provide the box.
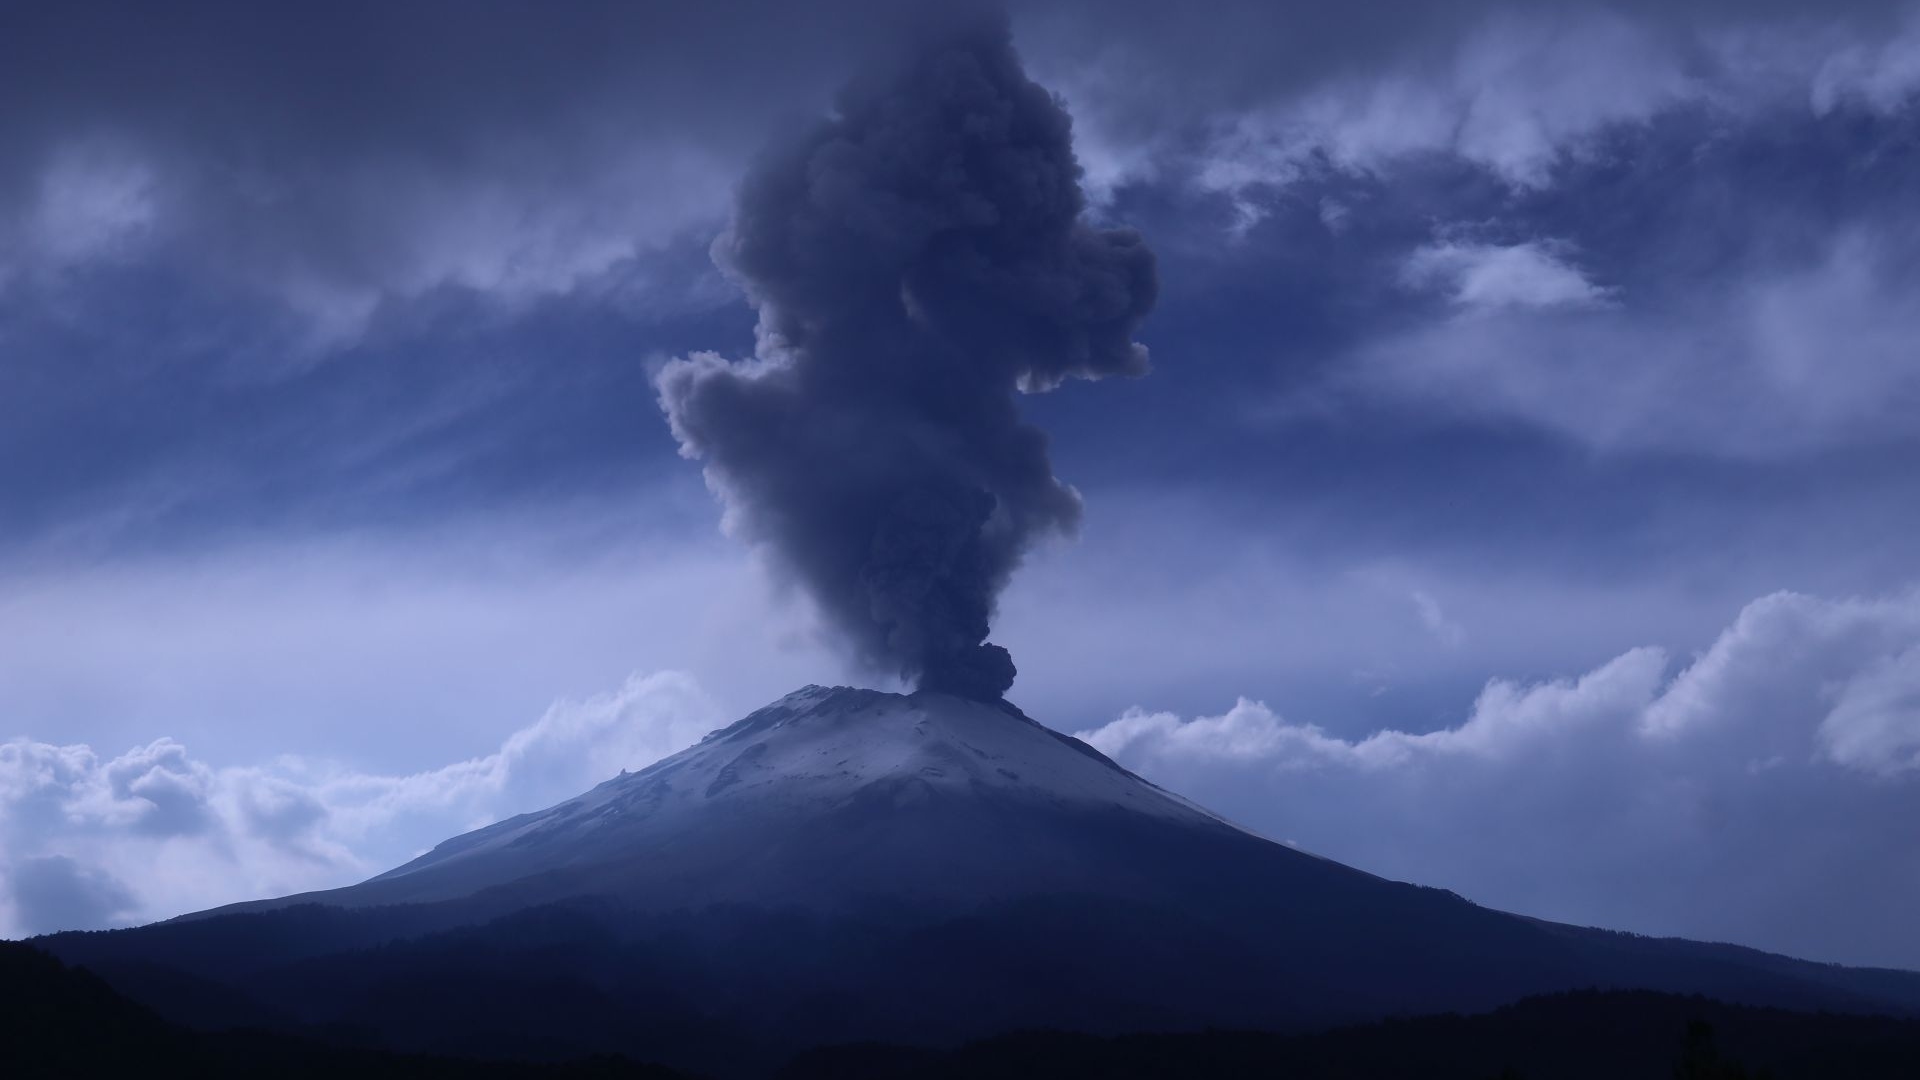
[2,0,1918,969]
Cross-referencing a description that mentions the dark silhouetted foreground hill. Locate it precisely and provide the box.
[11,940,1920,1079]
[786,991,1920,1078]
[0,940,686,1078]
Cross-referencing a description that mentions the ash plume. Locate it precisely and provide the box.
[657,17,1157,701]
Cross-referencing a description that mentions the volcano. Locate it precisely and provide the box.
[224,685,1290,917]
[40,687,1920,1072]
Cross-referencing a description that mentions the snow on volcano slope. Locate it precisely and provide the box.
[224,685,1305,916]
[387,684,1250,867]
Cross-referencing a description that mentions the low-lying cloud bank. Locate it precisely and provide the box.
[0,672,720,938]
[1078,589,1920,969]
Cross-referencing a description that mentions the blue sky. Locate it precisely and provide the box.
[3,0,1919,969]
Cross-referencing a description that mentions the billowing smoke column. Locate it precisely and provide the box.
[657,19,1156,701]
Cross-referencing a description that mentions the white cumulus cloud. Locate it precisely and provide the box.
[0,670,721,939]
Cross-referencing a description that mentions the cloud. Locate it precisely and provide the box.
[1410,589,1468,648]
[1400,240,1612,312]
[1088,646,1666,771]
[20,138,159,269]
[1077,588,1920,968]
[1346,225,1920,457]
[0,0,936,350]
[6,856,139,938]
[1640,590,1920,769]
[6,1,1909,348]
[1041,5,1920,462]
[1187,8,1697,209]
[89,739,218,837]
[1812,8,1920,113]
[1049,2,1920,215]
[1822,646,1920,776]
[0,670,722,937]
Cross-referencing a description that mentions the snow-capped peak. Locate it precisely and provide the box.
[370,685,1246,894]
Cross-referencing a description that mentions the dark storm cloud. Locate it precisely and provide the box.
[0,0,1002,557]
[2,0,1913,565]
[3,0,1912,331]
[0,0,929,340]
[658,18,1157,700]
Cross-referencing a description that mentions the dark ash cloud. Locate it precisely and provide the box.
[658,18,1157,701]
